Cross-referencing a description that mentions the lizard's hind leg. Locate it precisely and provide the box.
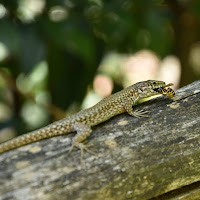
[69,122,96,165]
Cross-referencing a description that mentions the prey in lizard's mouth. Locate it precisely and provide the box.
[153,83,175,98]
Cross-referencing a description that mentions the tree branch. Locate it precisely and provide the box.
[0,81,200,200]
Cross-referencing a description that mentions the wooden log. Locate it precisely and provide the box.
[0,81,200,200]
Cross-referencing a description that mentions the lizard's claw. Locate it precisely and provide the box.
[68,143,97,166]
[132,109,149,118]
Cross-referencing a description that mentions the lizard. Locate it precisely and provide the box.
[0,80,175,161]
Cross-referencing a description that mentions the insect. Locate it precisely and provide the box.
[162,87,175,98]
[154,83,175,98]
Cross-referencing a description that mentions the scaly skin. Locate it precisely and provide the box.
[0,80,175,155]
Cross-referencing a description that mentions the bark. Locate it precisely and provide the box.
[0,81,200,200]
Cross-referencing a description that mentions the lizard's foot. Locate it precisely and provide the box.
[132,109,149,118]
[68,142,97,166]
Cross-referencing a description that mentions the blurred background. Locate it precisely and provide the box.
[0,0,199,142]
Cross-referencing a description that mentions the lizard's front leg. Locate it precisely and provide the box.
[123,99,149,118]
[69,122,96,165]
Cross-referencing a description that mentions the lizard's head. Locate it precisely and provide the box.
[132,80,175,98]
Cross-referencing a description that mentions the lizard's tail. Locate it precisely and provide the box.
[0,122,73,154]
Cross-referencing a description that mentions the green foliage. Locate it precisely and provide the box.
[0,0,199,135]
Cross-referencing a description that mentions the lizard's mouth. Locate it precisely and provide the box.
[153,83,175,98]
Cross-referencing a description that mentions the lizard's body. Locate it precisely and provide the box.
[0,80,175,156]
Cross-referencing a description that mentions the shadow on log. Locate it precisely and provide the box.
[0,81,200,200]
